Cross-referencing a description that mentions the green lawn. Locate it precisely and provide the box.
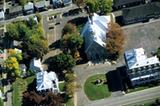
[66,98,74,106]
[59,82,65,92]
[12,76,35,106]
[128,86,149,93]
[0,99,3,106]
[84,74,111,100]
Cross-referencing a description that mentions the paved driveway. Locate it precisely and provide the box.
[123,19,160,56]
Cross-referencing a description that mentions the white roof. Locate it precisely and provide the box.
[81,13,111,52]
[125,48,160,69]
[24,2,34,11]
[30,58,43,71]
[0,11,4,19]
[36,71,59,91]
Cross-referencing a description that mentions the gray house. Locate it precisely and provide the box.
[113,0,145,10]
[81,13,114,62]
[124,48,160,86]
[122,2,160,25]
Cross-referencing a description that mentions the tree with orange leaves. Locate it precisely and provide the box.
[106,22,125,60]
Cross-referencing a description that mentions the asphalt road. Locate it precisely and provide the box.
[87,86,160,106]
[0,4,78,25]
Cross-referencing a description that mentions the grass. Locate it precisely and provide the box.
[59,82,65,92]
[12,76,35,106]
[128,82,160,93]
[0,99,3,106]
[128,86,149,93]
[84,74,111,100]
[66,98,74,106]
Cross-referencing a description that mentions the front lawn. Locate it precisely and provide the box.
[12,76,35,106]
[127,81,160,93]
[59,82,65,92]
[84,74,111,100]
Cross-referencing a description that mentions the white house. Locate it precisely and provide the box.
[124,48,160,86]
[24,2,34,14]
[36,71,59,93]
[81,13,114,62]
[29,58,43,72]
[0,10,4,20]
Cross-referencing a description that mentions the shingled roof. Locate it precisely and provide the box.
[123,2,160,21]
[113,0,144,7]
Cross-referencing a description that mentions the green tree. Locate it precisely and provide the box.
[85,0,98,13]
[16,22,30,40]
[6,23,19,40]
[98,0,112,15]
[85,0,112,14]
[62,23,77,35]
[48,53,76,72]
[23,38,49,59]
[3,57,20,76]
[62,33,83,50]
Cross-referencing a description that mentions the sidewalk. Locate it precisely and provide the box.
[3,84,12,106]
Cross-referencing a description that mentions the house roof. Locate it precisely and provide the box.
[36,71,59,91]
[24,2,34,11]
[35,0,45,8]
[63,0,72,5]
[9,5,23,13]
[125,48,160,69]
[0,10,4,19]
[32,58,43,71]
[81,13,111,52]
[113,0,143,7]
[123,2,160,21]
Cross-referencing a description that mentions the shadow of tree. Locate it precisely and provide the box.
[68,16,88,26]
[27,78,37,91]
[49,40,61,50]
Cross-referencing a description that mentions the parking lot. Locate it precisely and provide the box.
[123,19,160,57]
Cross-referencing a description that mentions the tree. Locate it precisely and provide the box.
[97,0,112,15]
[18,0,27,6]
[106,22,125,60]
[8,49,23,62]
[85,0,98,13]
[61,33,83,51]
[16,22,30,40]
[62,23,77,35]
[3,57,20,76]
[75,0,85,7]
[85,0,112,14]
[48,53,76,72]
[6,23,19,40]
[23,91,62,106]
[65,72,78,97]
[23,38,49,59]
